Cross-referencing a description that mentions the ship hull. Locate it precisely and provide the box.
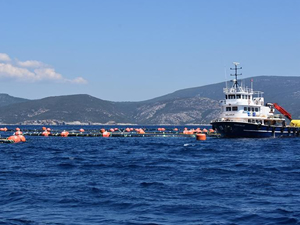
[211,121,300,138]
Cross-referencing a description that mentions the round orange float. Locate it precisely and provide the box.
[19,135,26,142]
[102,131,110,137]
[61,131,69,137]
[196,133,206,141]
[8,135,21,143]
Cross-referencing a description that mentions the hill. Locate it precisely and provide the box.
[0,76,299,124]
[0,94,132,125]
[0,93,28,107]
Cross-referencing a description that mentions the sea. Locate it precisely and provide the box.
[1,125,300,225]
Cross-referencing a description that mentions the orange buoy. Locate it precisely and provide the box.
[61,131,69,137]
[19,135,26,142]
[79,128,85,133]
[209,129,215,133]
[4,127,7,132]
[110,128,115,132]
[42,131,49,136]
[114,128,119,131]
[173,128,178,131]
[195,128,202,133]
[196,133,206,141]
[202,128,208,133]
[42,127,47,130]
[138,129,145,134]
[125,128,131,132]
[100,129,106,133]
[183,129,194,135]
[15,131,23,135]
[8,135,21,143]
[102,131,110,137]
[47,128,51,132]
[16,127,20,131]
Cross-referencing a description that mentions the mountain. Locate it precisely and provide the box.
[0,76,299,125]
[0,93,29,107]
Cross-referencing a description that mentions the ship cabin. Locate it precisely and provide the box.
[218,86,286,127]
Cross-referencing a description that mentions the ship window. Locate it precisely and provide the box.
[228,95,235,99]
[232,106,238,111]
[226,107,231,111]
[248,107,250,111]
[251,107,254,111]
[236,94,241,99]
[248,95,250,99]
[244,107,247,111]
[225,95,228,99]
[255,108,258,112]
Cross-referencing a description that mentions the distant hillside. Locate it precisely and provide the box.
[250,76,300,119]
[0,95,131,125]
[134,97,219,124]
[0,76,299,124]
[0,93,28,107]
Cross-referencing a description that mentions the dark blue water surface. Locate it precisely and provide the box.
[1,126,300,225]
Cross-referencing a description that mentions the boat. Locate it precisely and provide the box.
[211,62,300,138]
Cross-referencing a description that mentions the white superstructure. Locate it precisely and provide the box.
[213,63,285,126]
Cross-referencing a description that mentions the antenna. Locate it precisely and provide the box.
[230,62,242,88]
[224,66,228,89]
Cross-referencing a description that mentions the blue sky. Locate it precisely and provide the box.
[0,0,299,101]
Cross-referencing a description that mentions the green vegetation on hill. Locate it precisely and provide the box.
[0,93,28,107]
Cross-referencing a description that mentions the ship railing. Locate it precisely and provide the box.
[252,91,264,97]
[212,118,246,123]
[268,114,284,119]
[223,87,253,94]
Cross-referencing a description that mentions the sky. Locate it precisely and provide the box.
[0,0,299,101]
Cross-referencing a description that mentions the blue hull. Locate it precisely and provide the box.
[211,121,300,138]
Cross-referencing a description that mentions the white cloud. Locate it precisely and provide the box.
[17,60,46,68]
[0,53,88,84]
[68,77,88,84]
[34,68,64,81]
[0,63,36,80]
[0,53,11,62]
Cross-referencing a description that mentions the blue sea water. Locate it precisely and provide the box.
[1,126,300,225]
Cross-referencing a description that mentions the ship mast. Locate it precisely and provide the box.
[230,62,242,89]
